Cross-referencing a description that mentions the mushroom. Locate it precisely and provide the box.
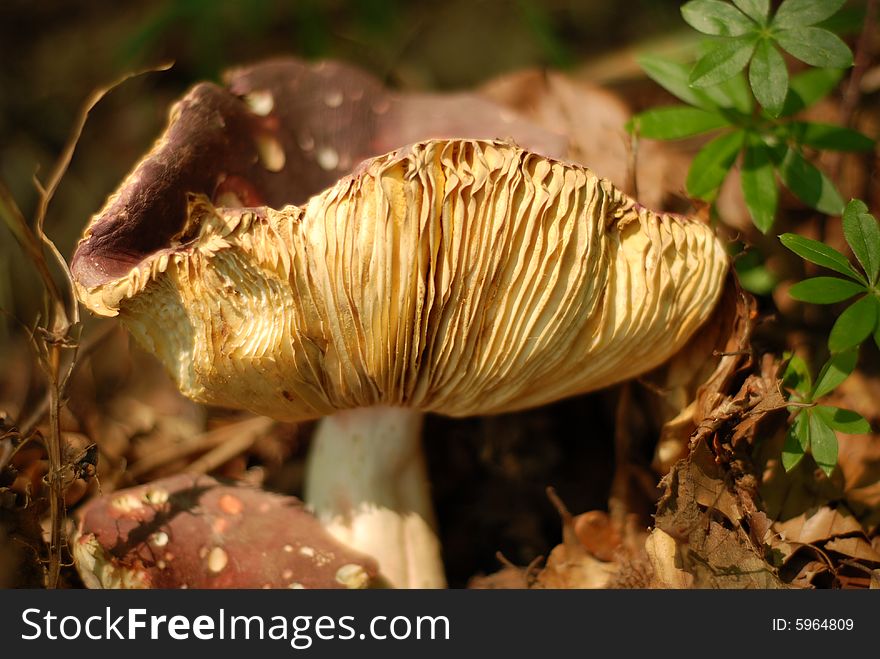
[71,61,729,588]
[72,473,378,589]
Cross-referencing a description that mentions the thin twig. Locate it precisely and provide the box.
[17,320,118,437]
[185,418,274,474]
[625,130,640,200]
[545,485,573,524]
[831,0,877,185]
[2,61,173,588]
[839,0,877,129]
[127,416,274,479]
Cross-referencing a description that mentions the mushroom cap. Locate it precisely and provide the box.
[72,60,728,421]
[72,474,378,589]
[71,58,565,293]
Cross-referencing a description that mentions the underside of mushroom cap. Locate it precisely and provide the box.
[75,137,728,420]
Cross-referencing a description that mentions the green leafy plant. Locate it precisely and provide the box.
[781,350,870,475]
[777,198,879,476]
[683,0,853,114]
[630,0,874,233]
[781,199,880,352]
[631,1,878,479]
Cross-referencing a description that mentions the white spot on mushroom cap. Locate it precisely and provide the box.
[207,546,228,573]
[256,134,286,172]
[336,564,370,589]
[288,582,305,589]
[111,493,143,513]
[143,489,169,506]
[324,90,343,108]
[282,569,293,579]
[299,546,315,558]
[283,544,294,553]
[244,90,274,116]
[151,531,169,547]
[316,147,339,171]
[298,133,315,151]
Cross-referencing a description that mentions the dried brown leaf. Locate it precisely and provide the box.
[776,506,864,546]
[652,441,784,588]
[825,537,880,563]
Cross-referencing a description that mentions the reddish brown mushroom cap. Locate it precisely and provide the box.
[71,57,565,297]
[72,474,378,589]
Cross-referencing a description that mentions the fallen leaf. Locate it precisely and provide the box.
[652,441,785,588]
[775,506,864,546]
[535,542,617,589]
[824,537,880,563]
[573,510,622,561]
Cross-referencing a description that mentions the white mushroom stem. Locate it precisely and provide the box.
[304,406,446,588]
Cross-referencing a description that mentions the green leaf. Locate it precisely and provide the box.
[772,0,847,28]
[788,277,865,303]
[682,0,757,35]
[782,412,809,471]
[773,146,844,215]
[632,106,730,139]
[715,72,754,113]
[639,55,713,108]
[775,27,854,68]
[737,262,776,294]
[741,140,778,232]
[779,233,865,282]
[780,68,844,116]
[749,40,788,116]
[875,317,880,351]
[686,130,745,199]
[735,249,777,294]
[690,37,758,88]
[782,352,812,395]
[813,349,858,398]
[828,295,878,352]
[639,55,754,111]
[842,199,880,285]
[808,410,838,476]
[813,405,871,434]
[787,122,876,152]
[734,0,770,24]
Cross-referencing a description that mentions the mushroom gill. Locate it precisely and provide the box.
[75,139,728,419]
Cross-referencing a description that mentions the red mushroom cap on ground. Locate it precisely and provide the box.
[73,474,378,589]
